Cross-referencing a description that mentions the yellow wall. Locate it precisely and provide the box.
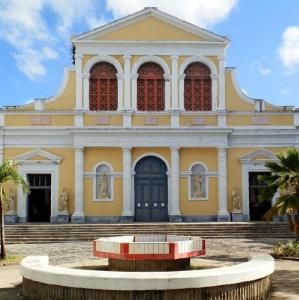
[97,17,203,41]
[4,148,75,213]
[4,115,74,126]
[180,115,218,126]
[179,148,218,216]
[132,115,171,126]
[227,147,288,213]
[84,115,123,126]
[132,148,170,165]
[227,114,294,126]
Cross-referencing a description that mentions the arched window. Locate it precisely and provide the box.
[137,62,165,111]
[94,164,112,200]
[89,62,117,111]
[184,62,212,111]
[189,163,207,199]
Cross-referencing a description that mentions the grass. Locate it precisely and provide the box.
[0,255,23,266]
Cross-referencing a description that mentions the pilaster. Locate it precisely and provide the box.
[71,147,85,223]
[178,74,186,110]
[75,54,83,110]
[123,55,131,110]
[122,147,133,221]
[217,147,230,221]
[218,55,226,110]
[170,147,182,221]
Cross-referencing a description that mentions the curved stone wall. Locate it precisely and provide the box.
[20,254,274,300]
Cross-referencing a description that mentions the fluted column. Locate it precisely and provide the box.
[116,73,124,111]
[170,147,182,221]
[75,54,83,110]
[71,147,85,223]
[217,147,230,221]
[122,147,133,221]
[211,73,218,111]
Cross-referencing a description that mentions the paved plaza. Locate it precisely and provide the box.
[0,238,298,299]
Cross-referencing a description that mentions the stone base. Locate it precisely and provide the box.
[182,215,217,222]
[120,216,134,223]
[217,214,231,222]
[169,215,182,222]
[71,215,85,223]
[4,214,18,224]
[53,214,70,223]
[232,213,243,222]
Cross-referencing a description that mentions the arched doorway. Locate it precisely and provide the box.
[134,156,168,222]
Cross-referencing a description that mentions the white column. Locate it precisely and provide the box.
[131,73,138,111]
[170,147,182,221]
[178,74,185,110]
[116,73,124,111]
[122,147,133,220]
[217,147,230,221]
[171,56,179,110]
[71,147,85,222]
[75,54,83,110]
[218,55,226,110]
[164,74,171,111]
[82,73,89,110]
[123,55,131,110]
[211,74,218,111]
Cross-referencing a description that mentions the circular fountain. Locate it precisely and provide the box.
[20,235,274,300]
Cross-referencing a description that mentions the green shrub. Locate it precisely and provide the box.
[271,241,299,258]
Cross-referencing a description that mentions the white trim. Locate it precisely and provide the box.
[187,161,209,201]
[13,149,63,164]
[92,162,114,202]
[131,55,171,74]
[82,55,124,111]
[132,152,171,216]
[17,164,59,221]
[179,56,218,111]
[239,149,278,218]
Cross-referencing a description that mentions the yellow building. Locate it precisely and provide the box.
[3,8,298,223]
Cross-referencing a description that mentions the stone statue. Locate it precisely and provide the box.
[99,174,109,199]
[59,188,69,213]
[5,188,16,214]
[192,174,204,198]
[232,186,241,212]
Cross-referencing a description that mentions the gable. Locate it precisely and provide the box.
[240,149,278,163]
[96,17,203,41]
[13,149,63,164]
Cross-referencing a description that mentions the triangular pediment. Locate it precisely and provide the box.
[14,149,63,164]
[240,149,278,162]
[72,8,229,43]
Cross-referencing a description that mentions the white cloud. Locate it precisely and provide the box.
[251,60,272,76]
[0,0,101,80]
[278,26,299,74]
[282,88,289,95]
[105,0,238,27]
[258,65,272,76]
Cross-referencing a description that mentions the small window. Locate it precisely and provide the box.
[190,164,207,199]
[95,164,112,200]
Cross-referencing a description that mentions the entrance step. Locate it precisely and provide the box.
[4,222,295,244]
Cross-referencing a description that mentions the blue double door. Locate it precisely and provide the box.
[134,156,168,222]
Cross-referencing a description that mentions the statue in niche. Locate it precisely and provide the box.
[5,188,16,214]
[192,174,204,198]
[59,188,69,213]
[99,174,109,199]
[232,186,242,212]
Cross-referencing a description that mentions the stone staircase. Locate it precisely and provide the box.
[4,222,295,244]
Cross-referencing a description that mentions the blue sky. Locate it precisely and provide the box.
[0,0,298,108]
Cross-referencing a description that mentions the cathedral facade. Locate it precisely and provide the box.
[3,8,298,223]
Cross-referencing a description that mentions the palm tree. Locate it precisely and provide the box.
[0,160,29,259]
[258,148,299,240]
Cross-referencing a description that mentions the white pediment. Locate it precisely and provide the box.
[240,149,278,163]
[71,7,229,43]
[13,149,63,165]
